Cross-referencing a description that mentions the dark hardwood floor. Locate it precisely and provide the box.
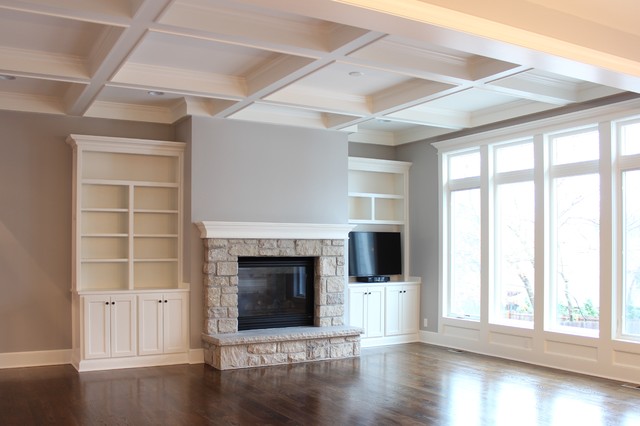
[1,343,639,425]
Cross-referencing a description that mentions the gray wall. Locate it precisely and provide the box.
[349,141,396,160]
[0,111,351,355]
[191,117,348,223]
[187,117,349,347]
[397,141,440,332]
[0,111,174,353]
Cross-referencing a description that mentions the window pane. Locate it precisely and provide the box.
[449,151,480,180]
[449,188,481,319]
[552,130,599,165]
[622,170,640,336]
[551,174,600,334]
[494,181,535,325]
[495,142,533,173]
[621,121,640,156]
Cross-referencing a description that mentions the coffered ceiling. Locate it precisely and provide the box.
[0,0,638,145]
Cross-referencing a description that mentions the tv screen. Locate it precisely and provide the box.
[348,231,402,278]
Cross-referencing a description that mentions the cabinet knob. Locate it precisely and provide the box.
[105,302,109,305]
[164,300,168,303]
[111,301,115,305]
[159,300,162,303]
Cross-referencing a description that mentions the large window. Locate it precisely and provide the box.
[493,141,535,326]
[439,114,640,343]
[548,129,600,335]
[445,151,481,319]
[619,119,640,339]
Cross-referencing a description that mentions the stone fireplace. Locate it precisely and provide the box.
[196,221,362,370]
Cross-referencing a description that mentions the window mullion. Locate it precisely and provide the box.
[599,121,614,342]
[481,145,491,327]
[534,134,547,336]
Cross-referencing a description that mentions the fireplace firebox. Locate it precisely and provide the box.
[237,257,315,331]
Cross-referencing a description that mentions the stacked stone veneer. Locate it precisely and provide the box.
[202,237,362,370]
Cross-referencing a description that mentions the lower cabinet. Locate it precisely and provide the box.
[385,284,420,336]
[348,280,420,346]
[83,294,137,359]
[75,289,189,371]
[138,292,189,355]
[348,286,385,338]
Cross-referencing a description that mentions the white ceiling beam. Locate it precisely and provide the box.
[245,56,317,96]
[206,29,385,119]
[84,100,174,123]
[0,0,133,26]
[469,100,559,127]
[486,74,578,105]
[264,87,370,115]
[324,112,362,129]
[371,79,456,113]
[111,63,246,98]
[0,91,65,115]
[237,0,640,92]
[228,103,328,129]
[0,46,88,81]
[386,106,469,129]
[64,0,174,116]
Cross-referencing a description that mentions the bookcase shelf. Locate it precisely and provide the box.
[68,135,185,292]
[348,157,410,226]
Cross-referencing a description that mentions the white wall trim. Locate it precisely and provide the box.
[0,349,203,370]
[0,349,71,369]
[432,98,640,153]
[189,348,204,364]
[196,221,355,240]
[418,329,640,385]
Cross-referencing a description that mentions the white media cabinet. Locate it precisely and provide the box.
[347,157,421,346]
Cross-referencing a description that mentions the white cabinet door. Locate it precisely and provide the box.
[138,293,164,356]
[348,287,367,330]
[110,294,137,358]
[385,284,419,336]
[385,286,403,336]
[83,294,136,359]
[349,286,384,338]
[401,285,420,335]
[163,292,188,353]
[365,287,384,338]
[138,292,188,355]
[84,295,111,359]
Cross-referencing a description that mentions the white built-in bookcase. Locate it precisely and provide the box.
[67,135,189,372]
[69,136,185,292]
[348,156,412,277]
[347,157,421,347]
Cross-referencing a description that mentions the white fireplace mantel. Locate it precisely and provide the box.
[196,221,355,240]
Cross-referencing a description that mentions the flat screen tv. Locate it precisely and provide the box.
[348,231,402,282]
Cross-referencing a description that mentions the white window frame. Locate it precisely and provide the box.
[545,126,602,337]
[490,139,535,328]
[615,116,640,342]
[442,149,481,321]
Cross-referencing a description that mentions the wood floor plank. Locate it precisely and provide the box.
[1,343,640,425]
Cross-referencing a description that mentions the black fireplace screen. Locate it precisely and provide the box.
[237,257,315,330]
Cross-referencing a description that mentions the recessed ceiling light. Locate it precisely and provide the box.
[147,91,165,96]
[348,71,364,77]
[0,75,16,81]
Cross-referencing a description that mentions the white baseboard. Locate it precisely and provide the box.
[0,349,72,369]
[0,348,204,370]
[189,348,204,364]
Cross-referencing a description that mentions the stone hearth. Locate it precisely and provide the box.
[196,222,362,370]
